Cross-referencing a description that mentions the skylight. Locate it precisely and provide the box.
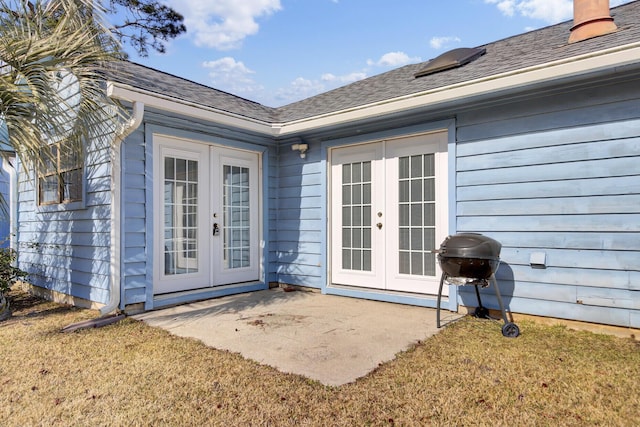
[414,47,486,78]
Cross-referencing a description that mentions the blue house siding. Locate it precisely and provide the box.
[17,140,113,305]
[455,78,640,328]
[267,146,279,285]
[275,142,325,289]
[121,124,147,306]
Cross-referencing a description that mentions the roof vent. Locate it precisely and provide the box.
[414,47,486,78]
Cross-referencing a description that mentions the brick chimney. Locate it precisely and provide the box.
[569,0,617,43]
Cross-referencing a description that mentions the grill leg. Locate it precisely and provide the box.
[473,284,489,318]
[474,283,484,309]
[436,273,447,328]
[490,275,510,324]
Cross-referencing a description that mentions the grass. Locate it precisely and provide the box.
[1,287,639,426]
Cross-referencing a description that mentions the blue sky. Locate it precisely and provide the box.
[127,0,633,107]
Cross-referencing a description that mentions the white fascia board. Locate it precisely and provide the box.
[274,42,640,136]
[106,82,274,136]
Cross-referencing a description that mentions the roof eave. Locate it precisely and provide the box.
[273,41,640,136]
[106,82,276,136]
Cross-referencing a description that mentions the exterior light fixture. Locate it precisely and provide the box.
[291,143,308,159]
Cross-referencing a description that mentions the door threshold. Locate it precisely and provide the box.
[151,282,267,310]
[326,283,449,309]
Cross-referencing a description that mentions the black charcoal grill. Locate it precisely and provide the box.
[435,233,519,337]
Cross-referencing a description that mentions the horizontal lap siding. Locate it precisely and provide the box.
[455,80,640,327]
[275,146,324,288]
[17,142,112,305]
[267,148,279,284]
[122,127,147,305]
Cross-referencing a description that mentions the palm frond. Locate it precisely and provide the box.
[0,0,130,172]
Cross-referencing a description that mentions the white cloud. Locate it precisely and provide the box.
[273,77,326,105]
[366,51,421,67]
[321,71,367,83]
[429,36,462,50]
[202,57,263,96]
[272,50,424,106]
[485,0,572,23]
[485,0,516,17]
[486,0,633,23]
[167,0,282,50]
[272,70,368,106]
[518,0,573,23]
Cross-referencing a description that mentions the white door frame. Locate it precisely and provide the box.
[152,135,261,295]
[328,130,449,296]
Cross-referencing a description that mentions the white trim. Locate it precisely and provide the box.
[5,156,17,253]
[107,83,273,135]
[107,43,640,137]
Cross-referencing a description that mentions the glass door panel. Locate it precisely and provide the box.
[223,165,251,269]
[340,160,373,272]
[398,153,436,277]
[164,157,199,274]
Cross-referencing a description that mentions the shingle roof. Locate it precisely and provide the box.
[104,61,278,123]
[107,1,640,125]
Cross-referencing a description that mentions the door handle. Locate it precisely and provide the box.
[212,223,220,236]
[376,222,383,230]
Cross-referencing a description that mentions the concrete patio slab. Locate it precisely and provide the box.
[134,288,460,386]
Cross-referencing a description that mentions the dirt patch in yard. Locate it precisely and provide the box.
[1,286,639,426]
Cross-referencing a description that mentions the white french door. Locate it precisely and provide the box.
[153,136,260,294]
[330,131,448,295]
[210,147,260,286]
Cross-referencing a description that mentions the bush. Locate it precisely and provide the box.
[0,247,27,296]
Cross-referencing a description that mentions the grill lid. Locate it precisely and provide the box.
[438,233,501,260]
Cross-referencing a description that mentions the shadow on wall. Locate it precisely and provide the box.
[458,262,515,319]
[17,140,111,305]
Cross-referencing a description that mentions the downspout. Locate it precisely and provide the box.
[8,156,17,254]
[100,101,144,316]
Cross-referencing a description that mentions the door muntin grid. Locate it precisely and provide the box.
[341,161,372,272]
[163,156,199,275]
[223,165,251,269]
[398,154,436,277]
